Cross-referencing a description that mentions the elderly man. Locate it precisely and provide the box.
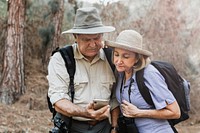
[47,7,119,133]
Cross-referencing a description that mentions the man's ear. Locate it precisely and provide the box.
[73,34,78,43]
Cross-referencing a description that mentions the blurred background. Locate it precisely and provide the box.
[0,0,199,132]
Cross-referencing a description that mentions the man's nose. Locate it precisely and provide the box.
[88,39,94,45]
[89,39,99,47]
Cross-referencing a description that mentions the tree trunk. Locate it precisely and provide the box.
[52,0,64,49]
[44,0,65,67]
[0,0,26,104]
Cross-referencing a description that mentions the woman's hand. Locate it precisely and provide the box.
[121,100,140,118]
[121,100,181,119]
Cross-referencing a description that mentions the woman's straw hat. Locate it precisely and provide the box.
[105,30,152,57]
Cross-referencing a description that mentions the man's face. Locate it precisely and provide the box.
[75,34,103,61]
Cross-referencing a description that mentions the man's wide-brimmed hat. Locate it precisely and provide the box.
[62,7,115,34]
[105,30,152,57]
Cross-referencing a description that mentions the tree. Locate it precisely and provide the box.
[51,0,64,50]
[41,0,65,68]
[0,0,26,104]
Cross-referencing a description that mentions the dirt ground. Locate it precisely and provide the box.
[0,59,200,133]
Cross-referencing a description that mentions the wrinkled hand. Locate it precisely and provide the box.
[121,100,140,118]
[85,102,110,121]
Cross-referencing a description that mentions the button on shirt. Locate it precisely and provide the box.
[47,43,117,121]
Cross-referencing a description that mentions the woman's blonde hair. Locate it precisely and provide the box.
[133,54,151,72]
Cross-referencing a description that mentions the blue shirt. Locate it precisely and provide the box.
[116,64,176,133]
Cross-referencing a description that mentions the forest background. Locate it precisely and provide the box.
[0,0,200,132]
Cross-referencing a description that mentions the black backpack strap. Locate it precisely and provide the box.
[51,47,60,56]
[103,48,115,73]
[59,45,75,102]
[47,46,75,118]
[47,95,57,117]
[136,68,154,106]
[58,45,75,131]
[135,62,179,132]
[103,48,117,100]
[136,61,178,106]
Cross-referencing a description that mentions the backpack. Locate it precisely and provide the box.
[47,46,75,117]
[136,61,190,127]
[47,45,115,132]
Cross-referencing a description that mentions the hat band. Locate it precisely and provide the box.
[73,23,104,29]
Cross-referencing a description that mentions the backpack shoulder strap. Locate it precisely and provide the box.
[59,45,75,102]
[47,45,75,118]
[136,61,179,106]
[136,68,154,106]
[103,48,115,73]
[103,48,117,100]
[57,45,75,130]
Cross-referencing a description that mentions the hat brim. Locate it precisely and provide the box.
[105,40,153,57]
[62,26,115,34]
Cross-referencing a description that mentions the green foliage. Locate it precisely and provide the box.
[0,0,7,18]
[0,0,7,72]
[38,24,55,47]
[48,0,60,14]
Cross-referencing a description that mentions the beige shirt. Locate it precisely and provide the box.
[47,43,118,121]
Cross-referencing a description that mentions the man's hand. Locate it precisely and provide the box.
[54,99,110,120]
[85,102,110,121]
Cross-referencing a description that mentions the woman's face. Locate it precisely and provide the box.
[113,48,138,73]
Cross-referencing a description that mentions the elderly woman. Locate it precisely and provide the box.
[105,30,180,133]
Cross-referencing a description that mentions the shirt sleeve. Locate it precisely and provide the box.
[143,65,176,110]
[47,52,70,105]
[110,83,120,110]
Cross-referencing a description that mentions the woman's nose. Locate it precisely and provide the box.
[116,58,123,64]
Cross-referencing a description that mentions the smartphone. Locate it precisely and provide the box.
[93,99,109,110]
